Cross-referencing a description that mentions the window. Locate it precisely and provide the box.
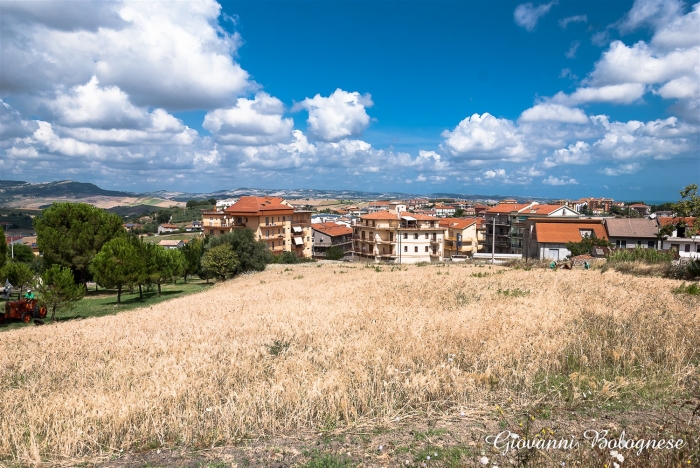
[414,233,418,239]
[616,240,627,248]
[685,244,691,252]
[319,238,323,242]
[648,241,655,248]
[266,217,269,225]
[266,230,269,237]
[425,233,429,239]
[390,232,394,241]
[403,233,408,239]
[425,246,429,252]
[414,246,418,252]
[404,246,407,252]
[580,229,593,238]
[283,216,286,222]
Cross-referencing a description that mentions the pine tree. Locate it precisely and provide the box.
[34,202,125,286]
[37,265,85,320]
[89,237,144,304]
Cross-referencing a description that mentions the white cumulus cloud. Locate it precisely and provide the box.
[294,89,373,142]
[441,113,528,161]
[519,104,589,124]
[203,93,294,146]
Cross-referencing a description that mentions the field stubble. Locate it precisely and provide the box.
[0,263,698,464]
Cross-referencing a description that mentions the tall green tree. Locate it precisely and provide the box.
[34,202,125,286]
[0,226,6,271]
[148,246,186,295]
[201,244,239,281]
[182,237,204,282]
[10,243,34,263]
[37,265,85,321]
[89,237,144,304]
[2,262,34,295]
[207,228,272,274]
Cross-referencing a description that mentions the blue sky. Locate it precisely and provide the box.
[1,0,698,201]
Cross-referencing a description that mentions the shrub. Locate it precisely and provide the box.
[325,246,344,261]
[606,247,675,264]
[673,282,700,295]
[566,237,611,257]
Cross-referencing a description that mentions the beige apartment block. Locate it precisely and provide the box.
[440,218,479,258]
[201,196,313,258]
[353,209,444,263]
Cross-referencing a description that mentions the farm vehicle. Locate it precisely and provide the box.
[0,296,47,325]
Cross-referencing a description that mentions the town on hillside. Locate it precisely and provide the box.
[4,194,697,267]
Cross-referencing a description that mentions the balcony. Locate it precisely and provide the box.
[430,238,440,244]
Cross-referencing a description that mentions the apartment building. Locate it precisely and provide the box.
[201,196,313,258]
[484,202,580,255]
[312,222,353,258]
[440,218,478,258]
[353,210,445,263]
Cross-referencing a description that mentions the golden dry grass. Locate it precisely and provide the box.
[0,263,698,464]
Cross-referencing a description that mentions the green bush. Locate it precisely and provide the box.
[687,259,700,279]
[325,246,345,261]
[565,237,612,257]
[673,282,700,295]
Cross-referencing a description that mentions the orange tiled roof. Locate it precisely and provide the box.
[439,218,477,229]
[225,196,293,214]
[524,204,571,215]
[535,222,608,243]
[407,212,440,221]
[485,203,531,214]
[657,216,695,227]
[361,210,401,220]
[159,224,179,229]
[313,222,352,237]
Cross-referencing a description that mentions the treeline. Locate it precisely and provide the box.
[1,202,277,315]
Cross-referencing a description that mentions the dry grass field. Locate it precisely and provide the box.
[0,263,698,466]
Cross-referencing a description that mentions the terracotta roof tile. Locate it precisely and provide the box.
[535,222,608,243]
[439,218,477,229]
[225,196,293,214]
[657,216,695,227]
[524,204,571,215]
[485,203,531,214]
[313,222,352,237]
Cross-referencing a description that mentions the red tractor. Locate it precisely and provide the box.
[0,298,47,324]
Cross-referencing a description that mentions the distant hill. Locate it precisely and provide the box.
[0,180,132,198]
[0,178,553,207]
[143,187,545,203]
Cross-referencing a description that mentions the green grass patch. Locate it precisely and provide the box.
[0,278,213,332]
[142,233,202,243]
[673,282,700,295]
[414,445,472,467]
[301,451,353,468]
